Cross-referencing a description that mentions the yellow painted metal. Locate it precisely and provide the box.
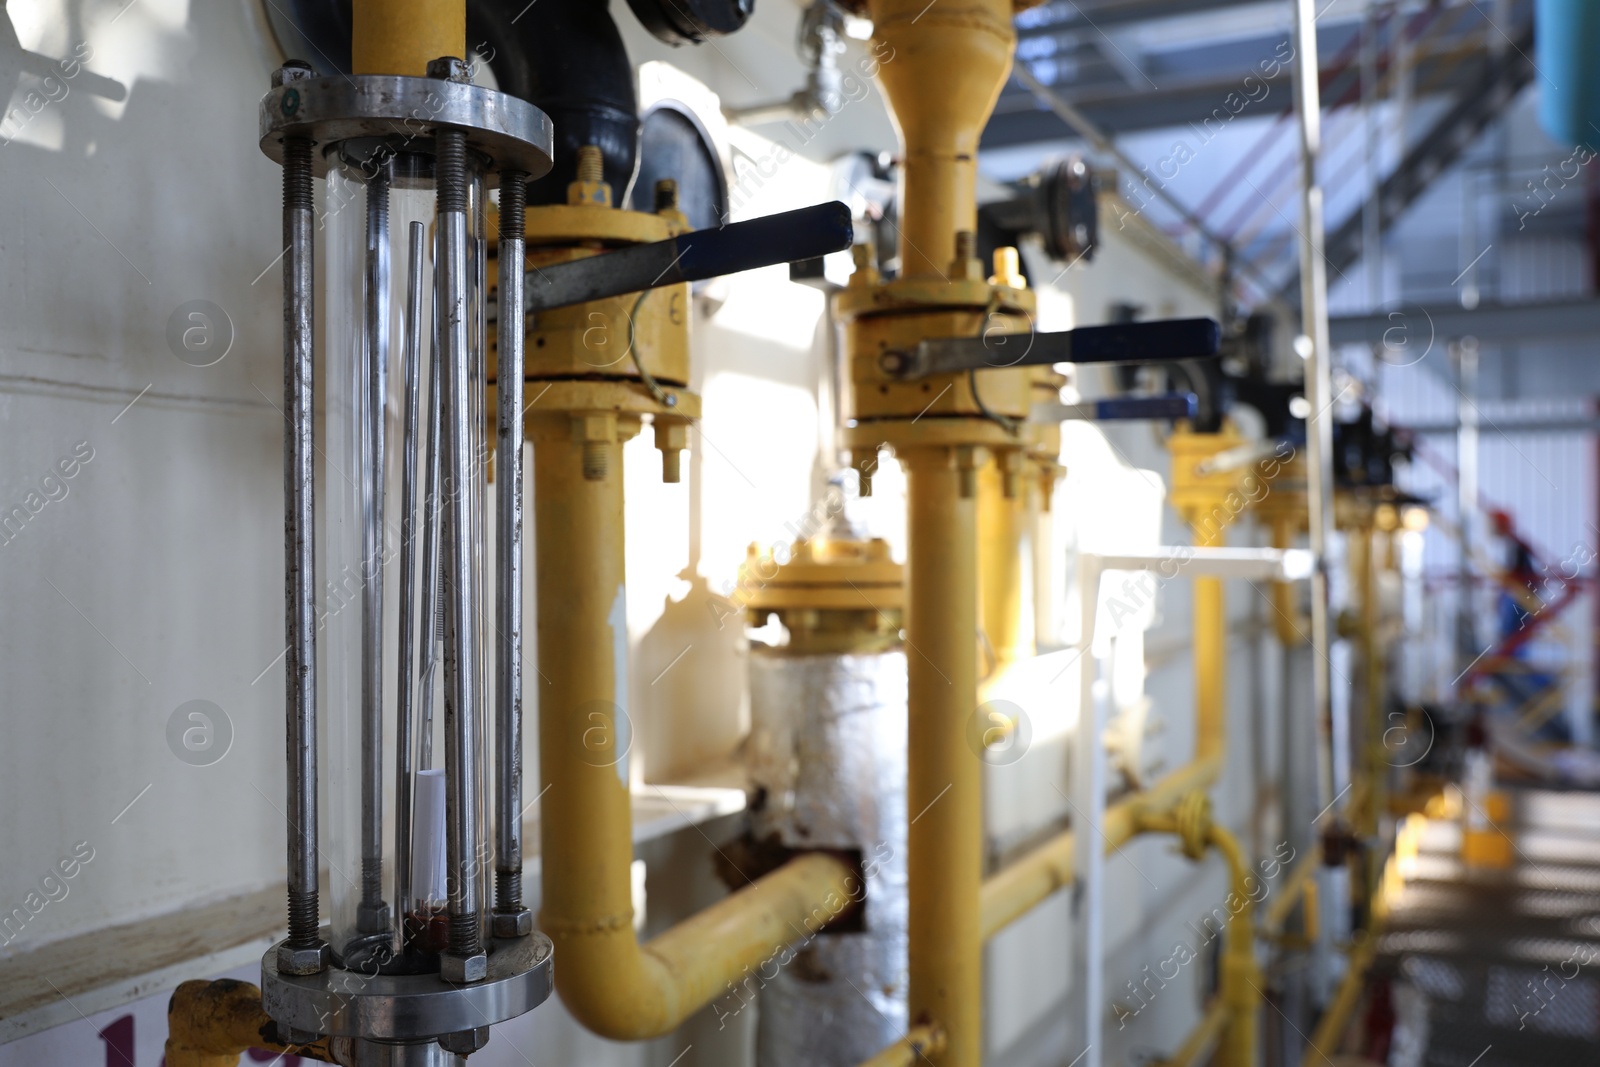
[1262,845,1323,935]
[163,979,334,1067]
[1154,998,1230,1067]
[978,458,1032,673]
[1300,934,1377,1066]
[866,0,1015,277]
[903,447,983,1067]
[742,537,905,653]
[1137,796,1261,1067]
[1268,514,1310,644]
[528,407,857,1038]
[979,753,1224,940]
[351,0,464,76]
[857,1024,948,1067]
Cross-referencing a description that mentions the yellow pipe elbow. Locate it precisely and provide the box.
[163,979,334,1067]
[551,853,858,1039]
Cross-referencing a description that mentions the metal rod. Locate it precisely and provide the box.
[360,161,392,931]
[281,131,322,960]
[494,172,528,923]
[1292,0,1340,812]
[418,245,443,777]
[394,220,427,939]
[436,128,483,958]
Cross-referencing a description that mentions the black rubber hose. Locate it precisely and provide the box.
[469,0,641,205]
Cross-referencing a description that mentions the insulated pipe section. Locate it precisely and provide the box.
[882,318,1220,381]
[525,201,853,312]
[278,117,325,973]
[902,448,982,1067]
[530,415,858,1038]
[493,173,531,933]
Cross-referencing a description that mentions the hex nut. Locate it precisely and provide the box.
[440,949,490,984]
[426,56,472,84]
[276,940,330,976]
[492,909,534,938]
[439,1027,492,1055]
[272,61,315,88]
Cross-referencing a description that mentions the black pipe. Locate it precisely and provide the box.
[470,0,641,205]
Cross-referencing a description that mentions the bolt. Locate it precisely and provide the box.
[879,350,910,377]
[577,145,604,184]
[654,178,679,213]
[272,60,315,88]
[956,446,980,499]
[655,419,688,484]
[583,441,609,481]
[426,56,472,83]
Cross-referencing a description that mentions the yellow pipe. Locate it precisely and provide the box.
[980,754,1224,940]
[1135,809,1260,1067]
[1192,520,1226,767]
[163,980,334,1067]
[1156,998,1230,1067]
[857,1024,948,1067]
[352,0,465,76]
[530,413,856,1039]
[903,446,983,1067]
[978,459,1031,672]
[1262,845,1322,935]
[867,0,1015,277]
[1301,936,1378,1065]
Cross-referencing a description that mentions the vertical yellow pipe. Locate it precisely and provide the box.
[1209,828,1260,1067]
[868,0,1015,277]
[352,0,466,76]
[530,415,642,1023]
[1192,520,1226,765]
[978,461,1031,671]
[903,447,981,1067]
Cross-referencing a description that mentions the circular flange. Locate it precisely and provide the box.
[260,933,554,1041]
[260,74,554,182]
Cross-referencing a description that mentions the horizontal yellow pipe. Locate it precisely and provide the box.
[1157,998,1229,1067]
[980,755,1223,940]
[857,1024,948,1067]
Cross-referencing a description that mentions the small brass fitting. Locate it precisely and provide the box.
[654,418,689,483]
[989,246,1026,290]
[850,243,880,287]
[568,144,612,208]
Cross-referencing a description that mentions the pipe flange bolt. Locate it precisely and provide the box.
[492,909,534,938]
[440,950,489,984]
[276,941,330,976]
[439,1026,491,1055]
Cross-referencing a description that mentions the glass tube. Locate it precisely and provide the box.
[323,149,455,971]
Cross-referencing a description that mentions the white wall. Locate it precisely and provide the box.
[0,4,1295,1067]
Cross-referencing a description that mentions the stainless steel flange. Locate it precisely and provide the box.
[258,73,554,182]
[260,933,554,1041]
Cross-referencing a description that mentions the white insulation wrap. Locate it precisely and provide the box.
[747,649,909,1067]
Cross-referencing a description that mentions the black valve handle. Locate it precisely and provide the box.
[524,201,855,312]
